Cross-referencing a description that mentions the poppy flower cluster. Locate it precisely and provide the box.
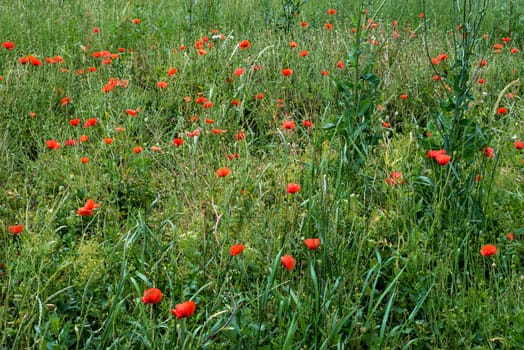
[426,149,451,166]
[385,171,405,186]
[18,54,43,66]
[102,78,128,93]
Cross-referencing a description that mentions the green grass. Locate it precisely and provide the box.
[1,0,523,348]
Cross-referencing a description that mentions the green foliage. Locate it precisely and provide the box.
[0,0,523,349]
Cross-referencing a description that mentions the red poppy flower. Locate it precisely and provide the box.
[483,147,495,158]
[514,141,524,150]
[510,48,519,54]
[480,244,497,257]
[281,254,295,271]
[46,55,64,64]
[61,96,71,106]
[142,288,163,305]
[77,199,100,216]
[506,233,514,241]
[133,18,141,24]
[238,40,251,50]
[103,138,113,145]
[83,118,97,128]
[426,149,446,159]
[287,183,301,194]
[386,171,405,186]
[254,93,265,100]
[235,132,246,141]
[229,244,245,256]
[171,301,196,319]
[202,101,213,109]
[304,238,321,250]
[231,99,241,106]
[2,41,14,50]
[93,27,99,33]
[282,120,295,130]
[65,139,78,147]
[157,81,167,89]
[8,224,24,235]
[216,167,231,177]
[321,70,329,76]
[435,154,451,166]
[186,129,200,138]
[79,135,89,142]
[211,129,227,135]
[496,107,508,115]
[173,138,184,147]
[80,157,90,164]
[299,50,309,57]
[303,120,313,128]
[46,140,61,150]
[227,153,240,160]
[28,55,42,66]
[478,78,486,84]
[501,37,512,43]
[195,97,207,105]
[437,53,448,61]
[282,68,293,76]
[45,55,64,64]
[327,8,337,15]
[399,94,408,99]
[133,146,143,154]
[234,67,244,76]
[337,61,344,69]
[289,41,298,48]
[325,23,333,30]
[126,109,139,116]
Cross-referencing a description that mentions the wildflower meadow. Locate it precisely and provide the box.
[1,0,523,348]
